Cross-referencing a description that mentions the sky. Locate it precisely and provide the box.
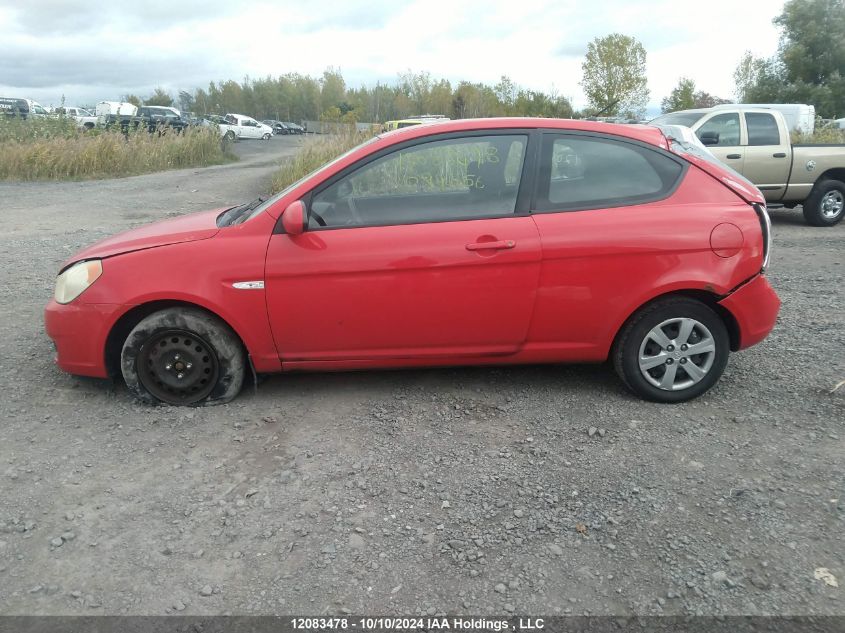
[0,0,785,116]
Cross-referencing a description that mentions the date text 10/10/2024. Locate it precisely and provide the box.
[291,617,546,631]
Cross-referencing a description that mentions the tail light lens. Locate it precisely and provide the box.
[753,203,772,270]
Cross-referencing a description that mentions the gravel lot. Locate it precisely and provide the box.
[0,134,842,617]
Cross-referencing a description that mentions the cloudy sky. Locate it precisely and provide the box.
[1,0,784,114]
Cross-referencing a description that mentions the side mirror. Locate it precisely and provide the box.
[698,131,719,146]
[282,200,307,235]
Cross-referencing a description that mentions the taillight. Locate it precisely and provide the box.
[752,203,772,270]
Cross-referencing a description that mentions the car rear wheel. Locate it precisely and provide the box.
[612,297,729,403]
[121,308,245,406]
[803,179,845,226]
[225,130,236,141]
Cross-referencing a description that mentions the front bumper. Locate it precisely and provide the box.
[44,300,124,378]
[718,274,781,350]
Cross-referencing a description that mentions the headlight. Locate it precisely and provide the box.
[54,260,102,304]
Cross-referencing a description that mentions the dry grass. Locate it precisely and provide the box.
[0,119,233,180]
[271,129,375,194]
[791,127,845,144]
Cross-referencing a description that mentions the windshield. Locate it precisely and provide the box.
[650,112,706,127]
[238,134,382,223]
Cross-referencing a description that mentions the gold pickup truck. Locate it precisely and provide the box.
[652,107,845,227]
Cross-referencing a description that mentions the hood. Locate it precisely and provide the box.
[64,208,223,268]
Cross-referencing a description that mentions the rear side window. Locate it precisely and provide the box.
[535,134,684,212]
[745,112,780,146]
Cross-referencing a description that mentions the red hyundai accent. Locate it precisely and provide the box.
[44,118,780,406]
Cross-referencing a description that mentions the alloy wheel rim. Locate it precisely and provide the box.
[138,329,219,404]
[821,191,844,219]
[638,317,716,391]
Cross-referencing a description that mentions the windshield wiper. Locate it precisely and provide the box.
[231,196,268,225]
[217,196,267,227]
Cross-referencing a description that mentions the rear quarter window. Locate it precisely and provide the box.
[535,134,685,212]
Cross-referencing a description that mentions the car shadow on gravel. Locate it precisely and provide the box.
[247,362,627,403]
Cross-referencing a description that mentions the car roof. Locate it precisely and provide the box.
[377,117,667,149]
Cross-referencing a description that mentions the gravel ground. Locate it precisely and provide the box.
[0,137,842,617]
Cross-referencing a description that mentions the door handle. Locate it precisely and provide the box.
[726,154,741,159]
[466,240,515,251]
[773,152,787,158]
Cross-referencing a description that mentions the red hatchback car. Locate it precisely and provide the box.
[45,118,780,406]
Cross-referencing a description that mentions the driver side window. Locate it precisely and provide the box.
[697,113,741,147]
[309,134,527,229]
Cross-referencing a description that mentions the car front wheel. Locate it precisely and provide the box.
[612,297,729,403]
[121,308,245,406]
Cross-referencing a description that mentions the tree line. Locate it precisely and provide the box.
[128,71,576,124]
[127,0,842,122]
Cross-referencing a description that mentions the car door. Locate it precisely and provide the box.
[696,112,745,173]
[264,131,542,363]
[527,132,691,360]
[740,111,791,201]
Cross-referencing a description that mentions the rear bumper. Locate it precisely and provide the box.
[44,300,123,378]
[718,274,781,350]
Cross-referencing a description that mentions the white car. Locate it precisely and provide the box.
[219,113,273,141]
[58,106,98,130]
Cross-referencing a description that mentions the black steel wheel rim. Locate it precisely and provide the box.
[137,329,219,405]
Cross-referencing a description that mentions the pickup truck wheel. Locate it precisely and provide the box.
[612,297,729,403]
[225,130,236,141]
[803,179,845,226]
[121,308,245,407]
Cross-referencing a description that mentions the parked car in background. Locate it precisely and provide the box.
[651,106,845,226]
[262,120,289,135]
[136,106,187,133]
[44,117,779,407]
[282,121,305,134]
[0,97,48,119]
[218,114,273,140]
[55,106,98,130]
[383,115,450,132]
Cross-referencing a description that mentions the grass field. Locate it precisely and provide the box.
[0,118,234,181]
[270,129,374,193]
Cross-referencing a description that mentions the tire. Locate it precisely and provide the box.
[612,297,729,403]
[121,308,245,406]
[262,133,271,140]
[225,130,236,141]
[803,179,845,226]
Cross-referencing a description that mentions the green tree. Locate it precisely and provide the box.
[320,68,346,114]
[733,50,764,102]
[178,90,194,113]
[144,87,174,107]
[661,77,696,113]
[692,91,731,108]
[494,75,517,112]
[739,0,845,117]
[122,94,142,107]
[580,33,649,116]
